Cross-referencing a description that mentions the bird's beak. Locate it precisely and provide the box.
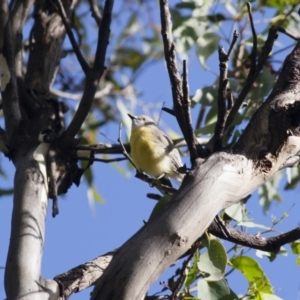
[127,113,136,120]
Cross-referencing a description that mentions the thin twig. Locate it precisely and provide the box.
[182,60,198,161]
[171,243,200,299]
[162,107,175,116]
[88,0,102,27]
[54,0,90,74]
[147,193,162,201]
[195,105,206,130]
[275,26,300,41]
[246,2,257,78]
[226,89,233,110]
[77,156,127,163]
[135,172,177,194]
[227,30,239,58]
[208,221,300,253]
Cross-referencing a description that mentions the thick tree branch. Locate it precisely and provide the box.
[54,251,114,299]
[91,40,300,300]
[25,0,79,92]
[54,0,90,74]
[5,145,59,299]
[0,0,21,147]
[52,220,300,299]
[209,221,300,253]
[10,0,35,77]
[236,40,300,154]
[64,0,114,138]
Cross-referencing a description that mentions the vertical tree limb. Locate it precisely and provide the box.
[182,60,198,161]
[54,0,90,74]
[213,31,238,150]
[159,0,205,161]
[5,146,59,299]
[64,0,114,138]
[0,0,21,147]
[225,27,278,130]
[10,0,35,77]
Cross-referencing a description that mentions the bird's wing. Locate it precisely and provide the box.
[155,128,183,169]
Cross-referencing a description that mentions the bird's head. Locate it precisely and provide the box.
[128,114,156,130]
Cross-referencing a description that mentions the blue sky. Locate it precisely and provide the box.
[1,1,300,299]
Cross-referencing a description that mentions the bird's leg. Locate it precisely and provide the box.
[156,173,166,180]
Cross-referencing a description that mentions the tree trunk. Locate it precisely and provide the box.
[5,143,59,299]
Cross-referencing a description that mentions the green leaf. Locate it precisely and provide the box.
[198,239,227,281]
[238,221,271,231]
[196,33,220,69]
[290,241,300,255]
[290,241,300,265]
[184,250,200,288]
[192,86,218,107]
[207,14,227,22]
[285,166,300,190]
[258,171,283,213]
[257,292,283,300]
[87,184,104,204]
[194,121,216,136]
[174,22,199,53]
[197,279,238,300]
[230,256,272,294]
[224,202,245,223]
[249,68,275,102]
[0,188,14,197]
[263,0,299,9]
[115,47,147,71]
[174,2,197,10]
[82,161,93,185]
[256,247,287,262]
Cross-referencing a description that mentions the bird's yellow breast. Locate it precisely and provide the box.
[130,127,172,177]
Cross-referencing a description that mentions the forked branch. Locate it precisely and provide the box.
[159,0,205,161]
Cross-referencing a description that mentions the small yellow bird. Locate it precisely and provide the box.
[128,114,184,182]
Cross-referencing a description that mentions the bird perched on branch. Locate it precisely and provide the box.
[128,114,184,183]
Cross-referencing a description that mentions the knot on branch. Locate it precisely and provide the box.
[257,153,274,173]
[175,234,188,247]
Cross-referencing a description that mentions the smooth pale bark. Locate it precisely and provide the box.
[3,1,78,299]
[91,42,300,300]
[5,144,59,300]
